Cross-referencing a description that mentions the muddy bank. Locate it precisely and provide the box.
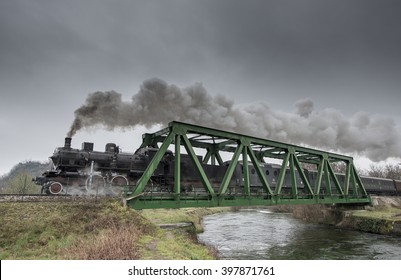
[270,196,401,236]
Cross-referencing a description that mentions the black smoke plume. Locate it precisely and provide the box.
[67,78,401,161]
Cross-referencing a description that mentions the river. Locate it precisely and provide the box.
[197,209,401,260]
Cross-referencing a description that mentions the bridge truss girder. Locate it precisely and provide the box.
[125,121,371,209]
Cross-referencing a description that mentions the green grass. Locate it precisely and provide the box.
[136,229,217,260]
[0,199,153,259]
[352,206,401,221]
[0,200,227,259]
[345,206,401,235]
[135,207,230,259]
[140,207,229,233]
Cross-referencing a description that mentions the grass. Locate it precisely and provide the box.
[352,206,401,221]
[0,199,156,259]
[136,229,218,260]
[136,207,229,259]
[0,199,228,259]
[140,207,229,233]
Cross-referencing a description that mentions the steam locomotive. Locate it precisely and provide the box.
[33,138,401,196]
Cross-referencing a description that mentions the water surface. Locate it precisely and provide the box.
[197,210,401,259]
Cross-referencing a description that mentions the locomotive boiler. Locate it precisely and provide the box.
[35,137,155,195]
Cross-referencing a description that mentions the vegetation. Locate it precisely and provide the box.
[0,199,222,260]
[364,163,401,180]
[329,162,401,180]
[0,172,41,194]
[347,206,401,235]
[353,206,401,221]
[0,160,49,193]
[140,207,229,233]
[301,161,401,180]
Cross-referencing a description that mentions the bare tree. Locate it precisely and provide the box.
[331,162,347,173]
[301,161,347,173]
[384,164,401,180]
[2,172,41,194]
[367,164,386,178]
[366,163,401,180]
[301,163,317,171]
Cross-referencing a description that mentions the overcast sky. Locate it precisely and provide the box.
[1,0,401,176]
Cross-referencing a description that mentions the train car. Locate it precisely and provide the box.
[306,170,346,196]
[392,179,401,194]
[305,171,399,196]
[360,176,397,195]
[231,163,305,196]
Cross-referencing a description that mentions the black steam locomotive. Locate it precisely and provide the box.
[34,138,401,196]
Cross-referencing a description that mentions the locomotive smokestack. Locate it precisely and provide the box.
[64,137,72,149]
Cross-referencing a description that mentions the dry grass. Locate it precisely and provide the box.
[0,199,156,259]
[64,223,140,259]
[0,200,223,260]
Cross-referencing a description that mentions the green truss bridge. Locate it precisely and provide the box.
[124,121,371,209]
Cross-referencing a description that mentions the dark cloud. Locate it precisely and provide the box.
[0,0,400,175]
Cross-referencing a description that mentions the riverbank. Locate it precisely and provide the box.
[137,207,230,259]
[2,196,399,260]
[0,199,228,259]
[271,196,401,235]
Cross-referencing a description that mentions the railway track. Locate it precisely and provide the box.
[0,194,107,203]
[1,190,400,204]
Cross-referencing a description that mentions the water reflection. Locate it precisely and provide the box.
[197,210,401,260]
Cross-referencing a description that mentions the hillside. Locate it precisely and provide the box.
[0,160,50,190]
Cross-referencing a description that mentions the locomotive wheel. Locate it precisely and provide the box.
[85,175,106,195]
[110,175,129,196]
[49,182,63,195]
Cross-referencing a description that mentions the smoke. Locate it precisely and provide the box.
[68,78,401,161]
[295,98,314,118]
